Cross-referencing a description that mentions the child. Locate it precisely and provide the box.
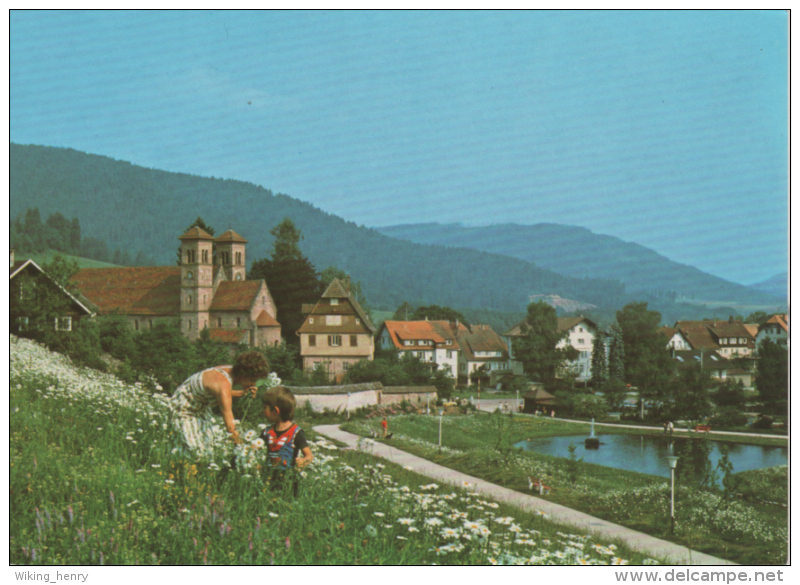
[260,386,313,495]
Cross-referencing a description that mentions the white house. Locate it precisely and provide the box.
[378,320,467,377]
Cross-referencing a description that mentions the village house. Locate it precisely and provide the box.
[664,318,756,359]
[69,227,281,349]
[669,348,733,380]
[503,316,597,382]
[456,324,510,387]
[10,250,95,334]
[378,319,468,377]
[755,314,788,348]
[297,278,376,382]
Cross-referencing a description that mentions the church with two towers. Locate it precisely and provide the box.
[71,227,282,348]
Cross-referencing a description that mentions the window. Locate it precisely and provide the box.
[330,298,339,306]
[404,340,413,346]
[309,317,314,324]
[309,335,316,347]
[328,335,342,347]
[236,317,241,328]
[326,315,342,326]
[355,318,360,325]
[445,340,452,345]
[186,270,193,280]
[577,338,585,344]
[202,250,209,263]
[135,319,140,331]
[217,318,222,327]
[447,350,453,359]
[739,337,747,344]
[343,362,350,371]
[149,319,154,329]
[187,320,191,330]
[350,335,358,347]
[236,252,242,265]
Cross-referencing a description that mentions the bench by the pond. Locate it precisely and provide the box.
[527,477,551,495]
[694,424,711,433]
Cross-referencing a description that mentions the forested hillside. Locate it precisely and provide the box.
[378,223,782,306]
[10,143,625,313]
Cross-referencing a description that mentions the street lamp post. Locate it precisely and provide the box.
[438,407,444,453]
[667,453,679,533]
[516,389,520,412]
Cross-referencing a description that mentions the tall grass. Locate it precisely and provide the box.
[10,335,656,566]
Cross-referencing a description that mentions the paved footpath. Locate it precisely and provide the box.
[314,424,734,566]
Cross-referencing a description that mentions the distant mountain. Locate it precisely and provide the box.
[377,223,782,306]
[747,273,788,299]
[10,143,629,314]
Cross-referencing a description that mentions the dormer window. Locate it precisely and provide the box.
[330,298,339,306]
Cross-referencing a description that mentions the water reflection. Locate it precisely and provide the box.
[514,434,786,483]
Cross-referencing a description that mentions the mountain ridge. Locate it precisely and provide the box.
[376,222,782,306]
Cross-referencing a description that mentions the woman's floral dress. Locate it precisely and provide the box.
[169,367,233,458]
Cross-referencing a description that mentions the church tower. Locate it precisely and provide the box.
[215,229,248,282]
[178,226,215,340]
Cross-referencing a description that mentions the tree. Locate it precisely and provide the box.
[667,366,713,422]
[745,311,770,326]
[513,301,576,387]
[130,320,198,393]
[410,305,469,326]
[590,329,609,387]
[615,302,673,390]
[756,339,788,415]
[249,218,324,346]
[392,301,414,321]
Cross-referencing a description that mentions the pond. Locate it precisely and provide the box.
[513,434,787,482]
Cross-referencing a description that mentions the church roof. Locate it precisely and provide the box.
[178,226,214,240]
[255,309,280,327]
[71,267,181,315]
[209,329,250,344]
[215,229,248,244]
[209,281,263,312]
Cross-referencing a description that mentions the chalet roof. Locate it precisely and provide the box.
[209,281,262,312]
[673,321,720,350]
[215,229,248,244]
[178,226,214,241]
[284,382,384,395]
[380,320,467,350]
[255,309,280,327]
[321,278,349,299]
[763,314,789,333]
[71,267,181,316]
[298,277,376,334]
[744,323,760,338]
[707,320,751,339]
[209,329,250,344]
[12,259,95,316]
[457,325,509,361]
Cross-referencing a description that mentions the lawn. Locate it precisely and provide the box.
[342,412,788,565]
[10,335,659,566]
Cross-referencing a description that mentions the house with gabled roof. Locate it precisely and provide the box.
[70,227,281,348]
[755,314,788,349]
[378,319,467,377]
[670,349,733,380]
[670,318,756,358]
[297,278,376,382]
[10,250,95,334]
[456,324,510,387]
[503,316,597,382]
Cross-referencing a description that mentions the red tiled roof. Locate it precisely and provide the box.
[215,229,248,244]
[178,226,214,240]
[255,309,280,327]
[209,329,250,344]
[504,317,596,337]
[209,281,262,311]
[71,267,181,316]
[381,320,466,350]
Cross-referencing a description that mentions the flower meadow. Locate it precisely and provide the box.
[10,335,656,565]
[344,411,789,565]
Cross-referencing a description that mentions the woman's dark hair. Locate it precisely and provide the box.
[232,351,270,381]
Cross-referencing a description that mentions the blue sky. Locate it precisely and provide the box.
[10,10,788,285]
